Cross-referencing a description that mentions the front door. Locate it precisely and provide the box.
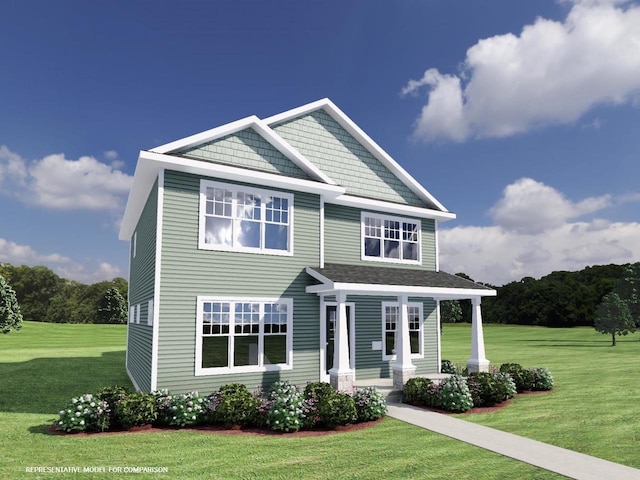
[324,304,353,375]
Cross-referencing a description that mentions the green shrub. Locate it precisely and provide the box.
[436,374,473,412]
[499,363,534,392]
[208,384,258,428]
[266,381,306,432]
[115,393,157,429]
[440,360,456,374]
[530,367,554,391]
[56,393,110,433]
[302,382,336,429]
[495,372,517,399]
[403,377,438,407]
[304,381,335,401]
[466,372,510,407]
[97,385,129,429]
[155,391,207,427]
[317,391,357,428]
[353,387,387,422]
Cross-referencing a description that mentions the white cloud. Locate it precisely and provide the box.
[0,237,122,283]
[0,146,132,211]
[439,178,640,285]
[403,0,640,141]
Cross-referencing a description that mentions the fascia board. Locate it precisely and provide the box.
[119,152,345,240]
[329,283,496,298]
[263,98,331,125]
[332,194,456,222]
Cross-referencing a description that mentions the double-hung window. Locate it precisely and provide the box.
[196,297,293,375]
[199,180,293,255]
[362,212,420,264]
[381,302,423,360]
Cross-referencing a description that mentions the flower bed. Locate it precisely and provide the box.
[53,381,387,435]
[405,362,553,413]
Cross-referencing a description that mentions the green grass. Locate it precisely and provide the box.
[1,322,637,479]
[442,323,640,468]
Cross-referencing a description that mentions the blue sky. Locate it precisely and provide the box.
[1,0,639,286]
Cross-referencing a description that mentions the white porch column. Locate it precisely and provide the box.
[467,297,490,373]
[329,291,354,392]
[392,294,416,390]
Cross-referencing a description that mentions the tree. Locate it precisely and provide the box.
[0,274,23,334]
[97,287,128,324]
[613,263,640,327]
[440,300,462,323]
[594,292,635,346]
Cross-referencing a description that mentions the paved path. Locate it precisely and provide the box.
[386,401,640,480]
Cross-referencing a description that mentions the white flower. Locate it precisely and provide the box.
[75,412,81,417]
[90,402,95,407]
[71,398,78,404]
[59,410,65,415]
[80,420,85,426]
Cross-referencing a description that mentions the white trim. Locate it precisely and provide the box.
[135,304,140,324]
[381,301,423,361]
[194,296,294,376]
[132,231,137,258]
[150,169,163,391]
[320,300,356,382]
[332,194,455,222]
[150,115,335,185]
[147,299,154,326]
[436,300,442,371]
[265,98,449,212]
[361,211,422,265]
[119,151,345,240]
[198,179,294,256]
[319,196,325,268]
[129,305,135,324]
[434,220,440,272]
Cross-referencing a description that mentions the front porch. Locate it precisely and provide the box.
[306,263,497,393]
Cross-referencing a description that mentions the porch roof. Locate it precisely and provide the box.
[305,263,496,299]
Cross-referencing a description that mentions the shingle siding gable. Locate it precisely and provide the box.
[272,110,426,207]
[179,127,312,180]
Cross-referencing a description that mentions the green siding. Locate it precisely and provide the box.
[127,179,158,393]
[349,296,439,380]
[324,203,436,270]
[272,110,426,207]
[179,127,312,180]
[156,170,321,393]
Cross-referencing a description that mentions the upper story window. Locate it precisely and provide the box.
[361,212,421,264]
[199,180,293,255]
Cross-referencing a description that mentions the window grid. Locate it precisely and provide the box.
[382,303,423,360]
[363,213,420,263]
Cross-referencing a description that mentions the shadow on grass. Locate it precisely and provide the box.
[0,350,132,415]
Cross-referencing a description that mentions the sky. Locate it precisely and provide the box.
[1,0,639,286]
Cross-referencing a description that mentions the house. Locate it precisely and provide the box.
[119,99,496,394]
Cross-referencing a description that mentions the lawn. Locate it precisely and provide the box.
[0,322,636,479]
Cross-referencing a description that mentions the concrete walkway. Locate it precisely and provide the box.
[386,400,640,480]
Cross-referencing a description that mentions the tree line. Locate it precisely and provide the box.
[0,263,128,325]
[442,262,640,329]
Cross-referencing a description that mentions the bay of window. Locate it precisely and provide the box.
[199,180,293,255]
[362,213,420,264]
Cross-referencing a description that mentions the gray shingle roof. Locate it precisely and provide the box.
[308,263,493,291]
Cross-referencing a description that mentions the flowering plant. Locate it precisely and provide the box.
[154,391,206,427]
[56,393,110,432]
[437,374,473,412]
[530,367,554,391]
[267,380,306,432]
[353,387,387,422]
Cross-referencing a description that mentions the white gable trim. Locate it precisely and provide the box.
[332,194,456,222]
[149,116,335,185]
[265,98,449,213]
[119,151,345,240]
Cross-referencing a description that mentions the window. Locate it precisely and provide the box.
[147,299,154,326]
[129,306,135,324]
[381,302,423,360]
[135,304,141,324]
[362,212,420,264]
[196,297,293,375]
[132,231,137,258]
[199,180,293,255]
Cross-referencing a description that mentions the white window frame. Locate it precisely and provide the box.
[132,231,137,258]
[129,305,135,324]
[147,299,154,326]
[195,296,293,376]
[135,304,141,324]
[361,212,421,265]
[381,301,424,361]
[198,180,294,256]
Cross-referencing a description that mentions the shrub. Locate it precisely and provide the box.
[302,382,336,429]
[56,393,110,433]
[403,377,438,407]
[499,363,534,392]
[97,385,129,429]
[440,360,456,374]
[353,387,387,422]
[436,374,473,412]
[495,372,517,399]
[530,367,554,391]
[266,381,306,432]
[317,391,357,428]
[155,391,207,427]
[208,384,258,428]
[304,381,335,401]
[115,393,157,429]
[466,372,511,407]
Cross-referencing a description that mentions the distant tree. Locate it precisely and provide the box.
[0,264,64,322]
[594,292,635,346]
[440,300,462,323]
[97,287,128,324]
[613,263,640,327]
[0,274,23,334]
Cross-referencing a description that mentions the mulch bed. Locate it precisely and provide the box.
[48,418,384,438]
